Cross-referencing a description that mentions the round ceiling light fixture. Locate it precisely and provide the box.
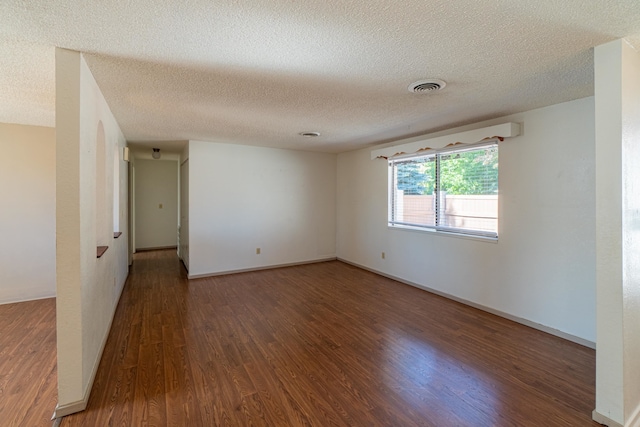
[299,132,320,138]
[408,79,447,93]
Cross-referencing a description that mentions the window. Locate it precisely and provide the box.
[389,142,498,239]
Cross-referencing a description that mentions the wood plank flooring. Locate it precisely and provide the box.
[0,298,57,427]
[61,249,599,426]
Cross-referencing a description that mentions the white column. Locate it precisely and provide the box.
[55,48,85,407]
[594,39,640,427]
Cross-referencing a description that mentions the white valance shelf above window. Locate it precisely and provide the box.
[370,122,521,160]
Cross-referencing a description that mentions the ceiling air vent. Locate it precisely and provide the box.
[408,79,447,93]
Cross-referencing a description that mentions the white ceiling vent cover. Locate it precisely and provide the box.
[408,79,447,93]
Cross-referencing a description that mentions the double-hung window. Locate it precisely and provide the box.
[388,142,498,239]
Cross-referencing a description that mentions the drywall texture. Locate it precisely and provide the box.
[55,48,129,414]
[337,97,596,344]
[3,1,640,153]
[594,39,640,427]
[134,159,178,250]
[0,123,55,304]
[188,141,336,277]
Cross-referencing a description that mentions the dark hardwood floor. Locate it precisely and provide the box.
[60,249,599,426]
[0,297,57,427]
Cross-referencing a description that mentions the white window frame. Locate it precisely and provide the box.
[388,141,499,240]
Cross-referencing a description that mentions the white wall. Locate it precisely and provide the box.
[55,48,129,416]
[337,97,596,344]
[188,140,336,277]
[620,40,640,427]
[179,144,189,268]
[0,123,55,304]
[134,159,178,250]
[179,151,189,269]
[594,39,640,427]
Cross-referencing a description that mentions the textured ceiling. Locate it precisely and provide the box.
[1,1,640,153]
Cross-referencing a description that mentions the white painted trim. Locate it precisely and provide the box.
[187,257,337,279]
[625,403,640,427]
[52,271,129,419]
[388,223,499,243]
[52,398,87,419]
[0,293,56,306]
[593,409,624,427]
[135,245,178,251]
[370,122,520,160]
[338,258,596,349]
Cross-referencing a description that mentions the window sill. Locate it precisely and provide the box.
[97,246,109,258]
[114,232,122,239]
[388,224,498,243]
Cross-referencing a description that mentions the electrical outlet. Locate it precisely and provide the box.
[381,252,385,259]
[256,248,261,255]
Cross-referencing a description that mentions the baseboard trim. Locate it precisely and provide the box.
[624,403,640,427]
[135,245,178,252]
[52,398,86,419]
[188,257,337,279]
[338,258,595,350]
[592,409,623,427]
[0,293,56,306]
[52,271,129,420]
